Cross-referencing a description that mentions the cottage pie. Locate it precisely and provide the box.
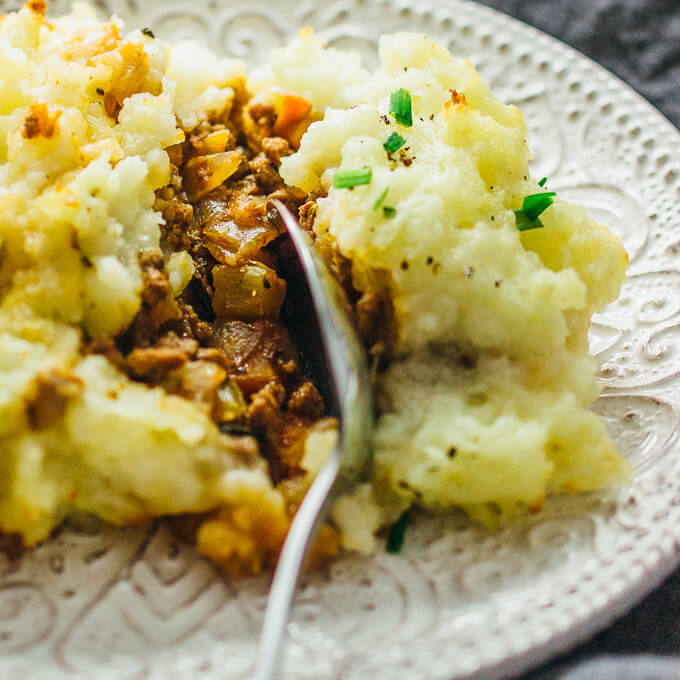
[0,3,628,571]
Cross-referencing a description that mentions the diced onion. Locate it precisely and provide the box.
[212,261,286,320]
[182,150,244,201]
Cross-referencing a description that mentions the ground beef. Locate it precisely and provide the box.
[250,152,286,194]
[298,200,318,233]
[86,85,394,498]
[355,290,396,362]
[138,249,172,307]
[71,84,396,574]
[127,342,195,381]
[26,369,83,431]
[86,102,344,488]
[287,381,325,419]
[308,228,397,365]
[248,102,277,136]
[261,136,292,165]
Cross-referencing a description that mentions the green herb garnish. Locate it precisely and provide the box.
[389,88,413,127]
[373,187,389,210]
[383,132,406,153]
[514,191,556,231]
[538,177,548,187]
[383,206,397,218]
[522,192,556,220]
[333,167,372,189]
[386,512,409,553]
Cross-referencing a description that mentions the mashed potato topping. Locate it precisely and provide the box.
[0,3,628,566]
[0,4,286,561]
[270,32,629,543]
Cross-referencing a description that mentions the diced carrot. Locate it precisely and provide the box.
[273,93,312,139]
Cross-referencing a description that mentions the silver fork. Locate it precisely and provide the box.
[253,200,373,680]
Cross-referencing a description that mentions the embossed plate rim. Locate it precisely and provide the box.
[448,5,680,676]
[1,0,680,679]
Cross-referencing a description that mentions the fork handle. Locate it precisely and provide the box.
[253,451,341,680]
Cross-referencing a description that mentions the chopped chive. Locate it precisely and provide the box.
[389,88,413,127]
[514,210,542,231]
[383,205,396,218]
[383,132,406,153]
[538,177,548,187]
[386,512,409,553]
[373,187,389,210]
[333,167,372,189]
[514,191,556,231]
[523,192,556,221]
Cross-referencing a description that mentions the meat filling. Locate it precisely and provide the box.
[84,87,394,571]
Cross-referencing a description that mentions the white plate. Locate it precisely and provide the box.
[2,1,680,679]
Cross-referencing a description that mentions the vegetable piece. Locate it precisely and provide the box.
[333,167,372,189]
[383,132,406,153]
[523,192,556,221]
[514,212,541,231]
[383,206,396,218]
[193,129,232,155]
[538,177,548,187]
[273,93,313,137]
[211,262,286,319]
[373,187,389,210]
[167,251,195,297]
[199,192,281,267]
[165,360,227,408]
[214,378,248,422]
[182,151,244,201]
[386,512,409,553]
[389,88,413,127]
[514,191,556,231]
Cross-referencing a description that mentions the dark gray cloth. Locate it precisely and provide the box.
[478,0,680,129]
[539,656,680,680]
[472,1,680,678]
[523,567,680,679]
